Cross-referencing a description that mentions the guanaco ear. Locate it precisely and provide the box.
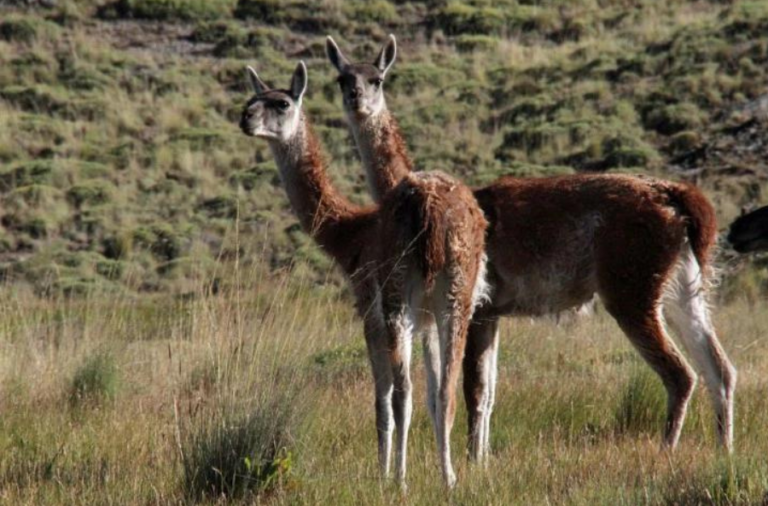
[246,66,268,95]
[374,34,397,77]
[290,61,308,104]
[325,36,349,73]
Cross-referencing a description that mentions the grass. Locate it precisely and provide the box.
[70,351,120,405]
[0,256,767,504]
[0,0,766,296]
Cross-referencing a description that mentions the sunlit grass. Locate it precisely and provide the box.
[0,257,766,504]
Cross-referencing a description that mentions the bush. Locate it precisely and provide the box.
[189,21,235,43]
[344,1,399,24]
[455,34,500,52]
[234,0,345,31]
[198,195,238,219]
[66,182,112,208]
[20,216,49,239]
[102,0,237,21]
[0,161,54,192]
[70,352,120,405]
[133,224,185,262]
[0,19,38,44]
[96,259,125,280]
[614,366,666,435]
[668,130,703,154]
[102,233,133,260]
[182,398,298,499]
[0,86,66,116]
[434,3,505,36]
[644,103,706,135]
[601,136,659,169]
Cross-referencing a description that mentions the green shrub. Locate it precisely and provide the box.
[234,0,285,23]
[102,233,133,260]
[70,352,120,405]
[198,195,238,219]
[66,182,112,208]
[668,130,703,154]
[601,136,659,169]
[455,34,500,52]
[0,161,54,192]
[644,103,706,135]
[434,3,505,36]
[103,0,237,21]
[20,216,49,239]
[189,21,235,43]
[133,224,185,262]
[96,259,125,280]
[182,397,299,499]
[0,86,66,116]
[614,366,666,435]
[0,19,38,44]
[344,1,399,24]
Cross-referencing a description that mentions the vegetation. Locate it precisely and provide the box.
[1,0,767,503]
[0,0,766,297]
[70,351,120,405]
[0,265,767,504]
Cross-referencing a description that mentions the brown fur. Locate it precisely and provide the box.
[384,172,486,291]
[346,100,734,453]
[654,180,718,276]
[328,37,733,456]
[367,111,413,197]
[245,98,487,485]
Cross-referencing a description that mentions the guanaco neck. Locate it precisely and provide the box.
[268,114,368,273]
[349,107,413,203]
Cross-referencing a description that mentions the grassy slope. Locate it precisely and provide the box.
[0,0,767,297]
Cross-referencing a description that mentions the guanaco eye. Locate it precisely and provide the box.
[277,100,290,110]
[370,77,384,87]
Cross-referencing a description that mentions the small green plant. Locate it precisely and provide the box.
[70,352,120,405]
[311,342,367,382]
[182,398,298,499]
[614,365,666,435]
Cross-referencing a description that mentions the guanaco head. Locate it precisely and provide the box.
[727,204,768,253]
[240,61,308,142]
[325,34,396,118]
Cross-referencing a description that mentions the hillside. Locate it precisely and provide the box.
[1,0,767,298]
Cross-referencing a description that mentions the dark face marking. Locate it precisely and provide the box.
[240,89,297,138]
[335,64,386,114]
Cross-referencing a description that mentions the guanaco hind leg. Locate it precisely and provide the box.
[663,246,737,451]
[463,316,500,462]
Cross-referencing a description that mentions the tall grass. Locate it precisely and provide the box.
[70,351,120,405]
[0,254,767,504]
